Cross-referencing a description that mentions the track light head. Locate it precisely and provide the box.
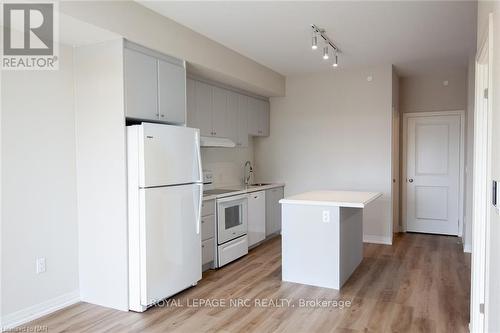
[311,27,318,50]
[333,54,338,67]
[312,35,318,50]
[323,46,329,60]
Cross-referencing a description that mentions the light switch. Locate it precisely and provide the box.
[322,210,330,223]
[36,257,46,274]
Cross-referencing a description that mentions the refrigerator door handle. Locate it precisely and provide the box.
[196,183,203,234]
[195,131,203,183]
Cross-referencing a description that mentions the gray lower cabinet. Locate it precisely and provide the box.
[201,200,216,270]
[266,186,284,236]
[202,238,215,266]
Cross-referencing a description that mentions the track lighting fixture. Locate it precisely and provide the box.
[310,24,341,68]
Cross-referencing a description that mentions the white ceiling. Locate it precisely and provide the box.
[139,1,476,77]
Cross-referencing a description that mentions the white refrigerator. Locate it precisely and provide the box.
[127,122,203,312]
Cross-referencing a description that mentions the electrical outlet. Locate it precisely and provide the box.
[36,257,46,274]
[322,210,330,223]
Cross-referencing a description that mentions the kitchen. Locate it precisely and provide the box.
[114,40,286,312]
[77,36,375,315]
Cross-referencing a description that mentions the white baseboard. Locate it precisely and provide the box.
[363,235,392,245]
[464,243,472,253]
[1,290,80,329]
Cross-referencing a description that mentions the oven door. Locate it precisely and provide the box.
[217,194,248,244]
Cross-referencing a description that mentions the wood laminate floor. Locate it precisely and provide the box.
[19,233,470,333]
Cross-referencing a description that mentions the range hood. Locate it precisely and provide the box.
[200,136,236,148]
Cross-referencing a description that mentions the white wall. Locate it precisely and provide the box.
[1,45,79,325]
[74,40,129,311]
[254,66,393,244]
[202,139,254,187]
[60,1,285,97]
[399,68,468,113]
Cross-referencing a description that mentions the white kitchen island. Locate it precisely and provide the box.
[279,191,382,290]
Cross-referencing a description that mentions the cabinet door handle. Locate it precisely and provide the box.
[160,114,165,118]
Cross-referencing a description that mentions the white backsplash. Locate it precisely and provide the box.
[201,137,254,188]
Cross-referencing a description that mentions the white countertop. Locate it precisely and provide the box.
[203,183,285,201]
[279,190,381,208]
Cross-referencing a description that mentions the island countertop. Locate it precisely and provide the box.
[279,190,382,208]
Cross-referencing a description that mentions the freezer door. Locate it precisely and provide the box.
[139,123,202,187]
[139,183,202,306]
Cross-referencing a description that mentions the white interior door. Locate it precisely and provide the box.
[406,114,461,235]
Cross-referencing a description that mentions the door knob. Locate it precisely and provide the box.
[408,178,414,183]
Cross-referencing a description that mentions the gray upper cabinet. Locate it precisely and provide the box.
[124,48,158,121]
[158,59,186,124]
[260,100,270,136]
[248,98,270,137]
[226,91,239,144]
[186,77,269,146]
[236,94,249,147]
[212,86,233,139]
[247,97,261,136]
[124,42,186,124]
[186,78,196,127]
[188,81,236,139]
[193,80,213,136]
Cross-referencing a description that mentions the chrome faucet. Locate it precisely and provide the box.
[244,160,253,186]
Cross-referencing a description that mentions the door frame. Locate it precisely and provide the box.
[470,13,493,333]
[392,106,400,233]
[401,110,466,235]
